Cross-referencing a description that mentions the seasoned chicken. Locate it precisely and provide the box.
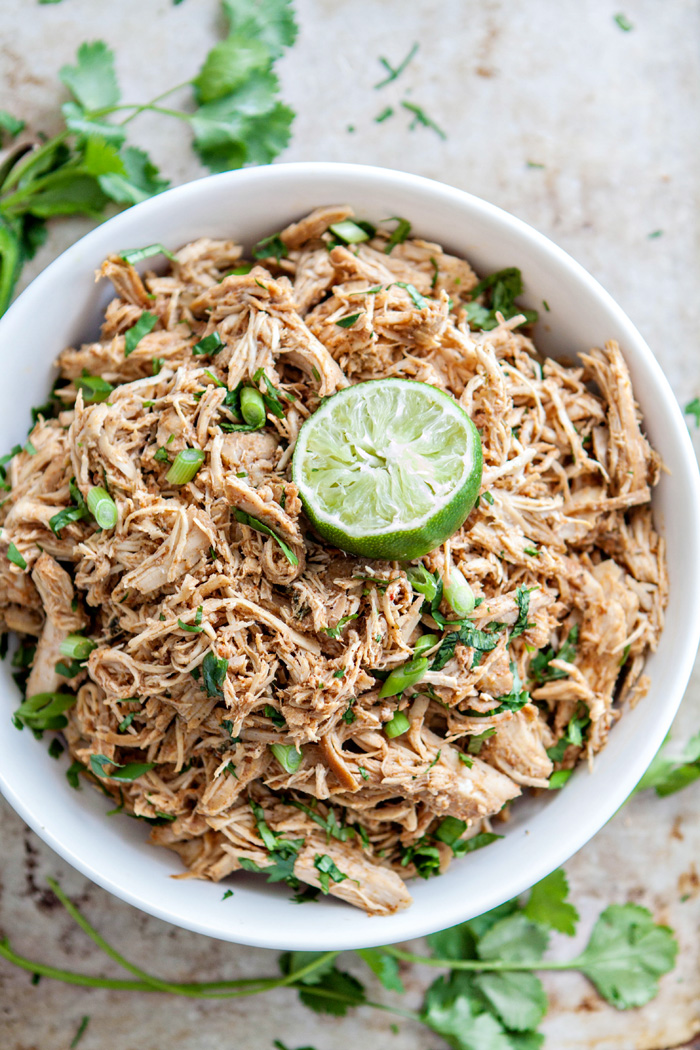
[0,207,665,916]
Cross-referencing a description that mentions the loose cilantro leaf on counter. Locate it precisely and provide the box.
[0,2,298,316]
[613,12,633,31]
[524,869,579,936]
[374,41,419,89]
[356,947,404,993]
[0,864,678,1043]
[401,101,447,140]
[684,398,700,426]
[574,904,676,1008]
[635,729,700,797]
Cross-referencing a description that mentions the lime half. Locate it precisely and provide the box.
[292,378,483,560]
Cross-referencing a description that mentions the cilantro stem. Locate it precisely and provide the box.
[0,130,70,193]
[384,945,573,971]
[46,877,340,997]
[117,81,193,126]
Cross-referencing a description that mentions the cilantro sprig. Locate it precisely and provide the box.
[1,866,676,1045]
[0,0,297,315]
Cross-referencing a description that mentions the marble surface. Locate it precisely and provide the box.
[1,1,699,1047]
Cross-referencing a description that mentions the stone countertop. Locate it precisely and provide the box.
[1,1,699,1048]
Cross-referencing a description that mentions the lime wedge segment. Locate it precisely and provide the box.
[292,378,483,560]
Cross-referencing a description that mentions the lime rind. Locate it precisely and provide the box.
[292,378,483,561]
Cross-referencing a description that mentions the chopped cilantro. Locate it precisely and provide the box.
[374,41,419,88]
[124,311,158,357]
[401,101,446,140]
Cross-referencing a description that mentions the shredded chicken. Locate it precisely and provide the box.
[0,208,666,916]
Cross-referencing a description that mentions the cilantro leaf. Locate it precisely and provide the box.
[684,398,700,426]
[356,947,405,993]
[81,135,126,177]
[428,921,479,962]
[124,311,158,356]
[61,101,126,146]
[523,869,579,936]
[477,914,549,965]
[59,41,120,111]
[466,268,538,331]
[573,903,677,1009]
[201,650,229,697]
[635,729,700,796]
[431,623,502,672]
[0,111,25,141]
[323,612,359,638]
[511,585,536,638]
[313,853,349,894]
[295,967,366,1016]
[383,216,411,253]
[281,950,337,986]
[99,146,169,205]
[13,171,110,219]
[421,972,513,1050]
[88,754,155,782]
[530,625,579,684]
[241,102,294,166]
[224,0,298,59]
[234,508,299,565]
[473,971,547,1033]
[194,34,271,104]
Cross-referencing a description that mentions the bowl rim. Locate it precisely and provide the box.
[1,160,699,951]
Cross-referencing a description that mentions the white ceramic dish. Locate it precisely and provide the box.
[0,162,698,951]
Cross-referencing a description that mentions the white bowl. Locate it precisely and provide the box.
[1,162,699,951]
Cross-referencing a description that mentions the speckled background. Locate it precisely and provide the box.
[1,1,699,1047]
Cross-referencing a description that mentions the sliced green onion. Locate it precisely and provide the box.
[413,633,440,659]
[87,487,118,530]
[329,220,371,244]
[384,711,411,738]
[193,332,224,356]
[548,769,574,790]
[406,565,438,602]
[13,692,77,731]
[240,387,266,428]
[59,634,97,661]
[166,449,205,485]
[378,656,429,698]
[119,244,177,265]
[269,743,303,773]
[443,565,475,617]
